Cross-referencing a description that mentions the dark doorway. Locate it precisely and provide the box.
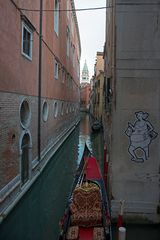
[21,134,30,185]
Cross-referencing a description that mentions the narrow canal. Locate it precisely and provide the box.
[1,114,159,240]
[0,113,104,240]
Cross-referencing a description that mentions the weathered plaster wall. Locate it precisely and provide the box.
[111,0,160,222]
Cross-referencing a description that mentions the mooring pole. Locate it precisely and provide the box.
[103,144,108,188]
[118,227,126,240]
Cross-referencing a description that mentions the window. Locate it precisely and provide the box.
[22,22,33,60]
[67,0,69,18]
[53,101,58,118]
[69,104,72,113]
[54,59,59,79]
[42,101,49,122]
[70,77,73,90]
[66,103,69,114]
[106,78,112,105]
[67,74,70,88]
[73,45,75,68]
[62,68,65,83]
[20,99,31,129]
[21,133,30,186]
[66,27,70,57]
[71,13,74,35]
[61,102,64,115]
[70,42,73,63]
[54,0,59,35]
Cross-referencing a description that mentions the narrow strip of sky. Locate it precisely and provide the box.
[74,0,106,79]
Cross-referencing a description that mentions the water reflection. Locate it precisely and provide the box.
[77,113,92,164]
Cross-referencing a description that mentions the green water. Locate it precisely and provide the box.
[0,113,104,240]
[1,114,159,240]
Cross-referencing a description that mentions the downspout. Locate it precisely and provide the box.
[113,0,116,109]
[38,0,43,161]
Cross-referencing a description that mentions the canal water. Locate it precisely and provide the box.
[0,113,104,240]
[1,113,160,240]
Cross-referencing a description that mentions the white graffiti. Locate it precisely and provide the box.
[125,111,157,162]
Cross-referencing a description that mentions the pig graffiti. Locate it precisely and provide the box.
[125,111,157,162]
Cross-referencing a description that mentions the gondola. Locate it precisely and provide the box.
[59,144,112,240]
[91,120,102,132]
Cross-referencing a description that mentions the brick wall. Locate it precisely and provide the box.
[0,91,79,190]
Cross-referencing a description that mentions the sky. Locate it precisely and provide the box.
[74,0,106,80]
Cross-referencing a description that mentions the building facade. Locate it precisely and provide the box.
[80,84,91,112]
[103,0,160,223]
[0,0,81,220]
[90,52,104,121]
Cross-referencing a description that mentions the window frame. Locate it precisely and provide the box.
[21,21,33,60]
[54,59,59,80]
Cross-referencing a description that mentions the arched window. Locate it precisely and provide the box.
[61,102,64,116]
[42,101,49,122]
[70,104,72,113]
[66,103,69,114]
[53,101,58,118]
[21,133,30,185]
[20,99,31,129]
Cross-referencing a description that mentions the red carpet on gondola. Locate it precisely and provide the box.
[79,227,93,240]
[85,157,102,180]
[78,157,102,240]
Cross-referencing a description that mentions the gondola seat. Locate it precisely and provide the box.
[70,182,102,227]
[66,226,79,240]
[93,227,105,240]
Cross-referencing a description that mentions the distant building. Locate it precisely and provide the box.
[103,0,160,223]
[80,60,90,111]
[0,0,81,219]
[90,52,104,121]
[80,84,91,112]
[81,60,89,84]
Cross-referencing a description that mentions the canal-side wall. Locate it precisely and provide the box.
[0,0,81,221]
[0,91,80,221]
[104,0,160,223]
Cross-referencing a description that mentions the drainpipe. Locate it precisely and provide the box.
[113,0,116,109]
[38,0,43,161]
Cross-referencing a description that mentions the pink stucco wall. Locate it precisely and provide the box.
[0,0,80,101]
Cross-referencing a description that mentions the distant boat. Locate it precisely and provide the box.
[59,144,112,240]
[91,120,102,131]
